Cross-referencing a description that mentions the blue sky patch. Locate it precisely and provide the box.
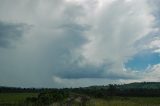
[125,51,160,71]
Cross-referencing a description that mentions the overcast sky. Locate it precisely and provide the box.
[0,0,160,88]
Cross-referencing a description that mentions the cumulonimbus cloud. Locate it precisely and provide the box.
[0,0,159,87]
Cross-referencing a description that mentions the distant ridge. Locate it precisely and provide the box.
[86,82,160,90]
[1,82,160,90]
[119,82,160,89]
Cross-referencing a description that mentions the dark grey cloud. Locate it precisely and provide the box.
[0,0,89,87]
[0,21,28,48]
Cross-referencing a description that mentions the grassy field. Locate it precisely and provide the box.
[1,93,160,106]
[0,93,38,105]
[87,97,160,106]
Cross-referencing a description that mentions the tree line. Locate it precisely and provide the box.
[1,82,160,97]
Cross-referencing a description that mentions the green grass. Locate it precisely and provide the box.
[0,93,38,104]
[86,97,160,106]
[128,97,160,105]
[1,93,160,106]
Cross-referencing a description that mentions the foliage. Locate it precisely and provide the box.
[1,82,160,105]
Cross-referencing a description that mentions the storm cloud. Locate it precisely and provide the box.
[0,0,160,88]
[0,21,28,48]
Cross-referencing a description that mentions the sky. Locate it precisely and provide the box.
[0,0,160,88]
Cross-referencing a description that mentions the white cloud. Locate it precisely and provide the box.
[148,38,160,53]
[52,76,63,84]
[142,64,160,82]
[80,0,155,73]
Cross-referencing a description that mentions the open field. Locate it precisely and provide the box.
[1,93,160,106]
[87,97,160,106]
[1,83,160,106]
[0,93,38,105]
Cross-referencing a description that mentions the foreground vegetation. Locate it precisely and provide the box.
[88,97,160,106]
[1,82,160,106]
[1,93,160,106]
[0,93,37,105]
